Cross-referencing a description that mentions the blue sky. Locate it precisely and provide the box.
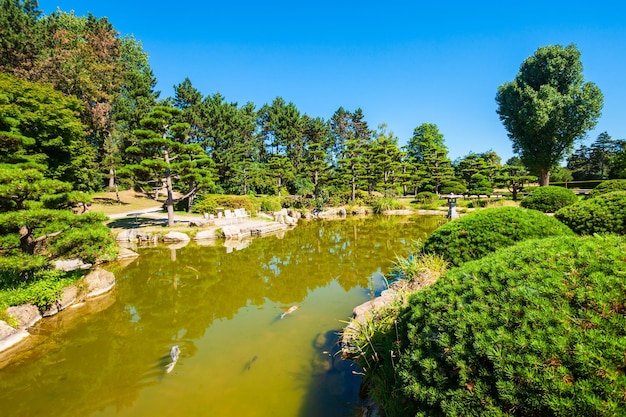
[38,1,626,162]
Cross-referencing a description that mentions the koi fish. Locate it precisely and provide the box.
[246,355,258,371]
[280,305,300,319]
[166,345,180,374]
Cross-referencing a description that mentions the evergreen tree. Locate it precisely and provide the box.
[496,157,536,200]
[0,72,99,191]
[406,123,455,194]
[302,115,332,198]
[122,106,213,226]
[0,0,41,77]
[370,124,403,193]
[331,108,372,200]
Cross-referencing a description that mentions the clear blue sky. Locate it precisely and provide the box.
[38,1,626,163]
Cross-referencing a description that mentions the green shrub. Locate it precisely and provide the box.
[0,269,81,311]
[520,185,577,212]
[589,179,626,197]
[555,191,626,235]
[191,194,257,216]
[415,192,439,204]
[422,206,574,266]
[372,197,402,214]
[48,225,117,264]
[259,196,282,212]
[361,235,626,417]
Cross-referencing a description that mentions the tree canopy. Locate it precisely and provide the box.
[496,44,603,186]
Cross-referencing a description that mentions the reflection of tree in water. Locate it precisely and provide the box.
[298,329,365,417]
[0,216,440,417]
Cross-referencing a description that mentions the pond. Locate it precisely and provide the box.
[0,215,441,417]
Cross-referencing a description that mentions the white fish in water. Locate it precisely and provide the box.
[166,345,180,374]
[280,305,299,319]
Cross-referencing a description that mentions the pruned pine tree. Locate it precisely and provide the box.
[123,105,212,226]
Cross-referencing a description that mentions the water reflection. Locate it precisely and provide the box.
[0,215,440,417]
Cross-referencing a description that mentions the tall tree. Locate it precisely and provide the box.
[369,124,403,193]
[0,72,99,190]
[109,35,159,191]
[122,106,211,226]
[496,44,603,186]
[258,97,303,192]
[0,0,41,77]
[406,123,455,194]
[302,115,331,198]
[331,108,371,200]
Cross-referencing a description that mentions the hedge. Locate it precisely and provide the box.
[361,235,626,417]
[588,179,626,197]
[554,191,626,235]
[422,206,574,266]
[520,186,578,212]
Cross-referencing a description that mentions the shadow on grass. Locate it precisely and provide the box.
[106,216,167,229]
[92,197,131,206]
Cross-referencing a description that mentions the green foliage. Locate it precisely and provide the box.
[422,206,574,266]
[363,235,626,417]
[259,196,282,212]
[48,224,117,264]
[554,191,626,235]
[191,194,257,216]
[0,268,82,311]
[520,185,578,212]
[372,197,402,214]
[589,179,626,197]
[496,44,603,185]
[415,192,438,204]
[0,254,50,287]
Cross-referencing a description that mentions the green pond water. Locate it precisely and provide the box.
[0,215,440,417]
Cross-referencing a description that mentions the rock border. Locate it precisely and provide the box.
[0,268,116,354]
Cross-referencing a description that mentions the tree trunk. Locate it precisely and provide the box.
[539,170,550,186]
[19,225,35,255]
[163,150,175,227]
[108,168,116,190]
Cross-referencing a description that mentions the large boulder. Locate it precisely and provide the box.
[83,269,116,299]
[6,304,41,329]
[116,229,138,242]
[162,231,191,242]
[193,230,218,240]
[0,321,29,353]
[54,258,92,272]
[42,286,79,317]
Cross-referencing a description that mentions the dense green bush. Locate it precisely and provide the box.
[259,196,282,212]
[0,268,82,311]
[555,191,626,235]
[422,207,574,266]
[589,179,626,197]
[520,185,578,212]
[361,235,626,417]
[415,192,439,204]
[372,197,402,214]
[191,194,257,216]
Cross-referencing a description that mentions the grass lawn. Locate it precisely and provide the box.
[89,189,166,216]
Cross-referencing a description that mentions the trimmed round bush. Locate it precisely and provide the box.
[422,206,574,266]
[589,179,626,197]
[555,191,626,235]
[374,235,626,416]
[520,185,578,212]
